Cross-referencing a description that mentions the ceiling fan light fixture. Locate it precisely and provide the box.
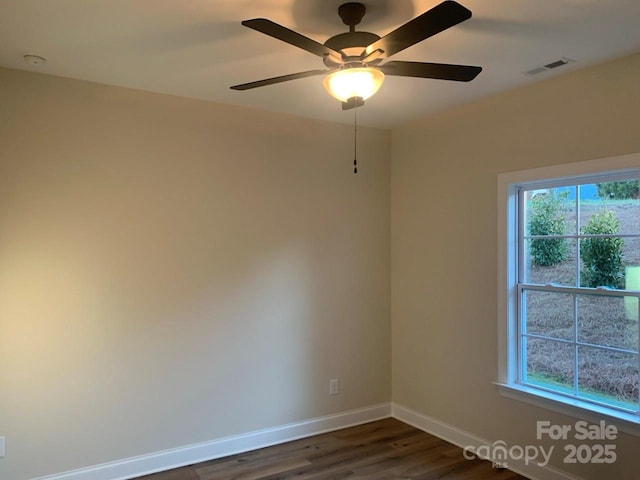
[323,67,384,103]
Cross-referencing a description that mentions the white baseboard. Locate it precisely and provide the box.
[391,403,582,480]
[34,403,391,480]
[33,402,586,480]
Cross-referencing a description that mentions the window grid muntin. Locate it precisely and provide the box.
[525,233,640,240]
[572,286,579,396]
[575,185,581,287]
[516,176,640,415]
[523,326,639,357]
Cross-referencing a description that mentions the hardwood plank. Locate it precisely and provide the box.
[138,467,199,480]
[194,436,340,477]
[197,456,311,480]
[134,419,530,480]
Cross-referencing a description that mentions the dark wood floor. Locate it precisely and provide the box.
[135,418,529,480]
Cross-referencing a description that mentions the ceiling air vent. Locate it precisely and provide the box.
[523,57,575,76]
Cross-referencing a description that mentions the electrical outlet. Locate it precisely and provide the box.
[329,378,339,395]
[0,436,5,457]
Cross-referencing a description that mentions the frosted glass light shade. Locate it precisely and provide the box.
[323,67,385,102]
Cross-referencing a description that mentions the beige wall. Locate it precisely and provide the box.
[0,68,391,480]
[391,52,640,479]
[3,50,640,480]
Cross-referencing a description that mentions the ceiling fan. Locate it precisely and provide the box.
[230,0,482,110]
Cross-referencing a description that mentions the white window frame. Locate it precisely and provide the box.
[497,152,640,436]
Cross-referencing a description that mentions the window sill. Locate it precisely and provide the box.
[495,382,640,438]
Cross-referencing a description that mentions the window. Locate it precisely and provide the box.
[498,153,640,431]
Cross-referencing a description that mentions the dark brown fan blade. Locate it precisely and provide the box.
[363,1,471,60]
[230,70,328,91]
[379,61,481,82]
[242,19,343,63]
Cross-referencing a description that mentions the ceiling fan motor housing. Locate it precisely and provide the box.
[323,31,381,67]
[323,3,382,67]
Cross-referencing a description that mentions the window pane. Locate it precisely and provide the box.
[577,294,639,351]
[581,181,639,235]
[578,346,639,411]
[524,238,576,285]
[524,290,573,340]
[577,182,639,290]
[623,238,640,277]
[625,258,640,327]
[579,235,626,289]
[524,337,574,394]
[524,187,575,238]
[614,196,640,235]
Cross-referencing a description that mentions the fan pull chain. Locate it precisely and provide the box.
[353,103,358,174]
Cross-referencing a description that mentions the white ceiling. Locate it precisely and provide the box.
[1,0,639,129]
